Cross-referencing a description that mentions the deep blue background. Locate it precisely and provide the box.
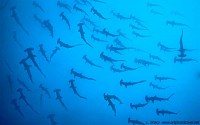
[0,0,200,125]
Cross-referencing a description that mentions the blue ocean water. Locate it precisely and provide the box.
[0,0,200,125]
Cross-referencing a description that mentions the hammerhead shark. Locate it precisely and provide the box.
[101,28,119,37]
[69,79,87,99]
[147,2,161,8]
[54,89,68,111]
[106,44,133,55]
[83,55,102,68]
[129,24,147,30]
[11,99,24,117]
[110,65,125,73]
[13,31,23,49]
[17,78,32,92]
[20,58,33,83]
[156,108,177,116]
[78,0,92,6]
[60,12,70,30]
[120,79,146,88]
[104,93,123,104]
[91,34,108,42]
[78,23,93,48]
[128,118,145,125]
[132,30,149,38]
[39,84,51,98]
[155,75,176,82]
[166,21,189,28]
[113,38,125,47]
[91,7,109,20]
[130,15,144,23]
[117,29,131,41]
[130,102,148,110]
[150,9,164,16]
[57,38,83,48]
[135,58,160,66]
[174,57,198,63]
[73,4,88,16]
[32,1,45,13]
[39,44,49,63]
[178,29,187,58]
[24,48,46,78]
[57,1,71,13]
[43,20,54,37]
[100,52,125,64]
[33,14,43,27]
[145,93,174,103]
[17,88,39,114]
[111,11,131,20]
[149,82,169,90]
[157,42,176,52]
[50,47,60,61]
[170,11,184,17]
[149,54,165,63]
[71,68,96,81]
[47,114,57,125]
[120,63,141,71]
[10,6,29,35]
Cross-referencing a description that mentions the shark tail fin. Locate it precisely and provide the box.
[168,93,175,100]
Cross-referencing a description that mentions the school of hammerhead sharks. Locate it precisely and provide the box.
[1,0,200,124]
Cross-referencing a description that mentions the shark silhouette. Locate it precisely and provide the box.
[69,79,87,99]
[17,88,39,114]
[10,6,29,35]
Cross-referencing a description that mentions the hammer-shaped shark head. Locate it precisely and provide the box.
[24,47,34,52]
[145,96,149,102]
[70,68,74,74]
[69,79,75,83]
[100,52,104,58]
[120,79,123,86]
[54,89,61,93]
[103,93,108,100]
[90,7,94,12]
[57,38,61,44]
[157,42,161,47]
